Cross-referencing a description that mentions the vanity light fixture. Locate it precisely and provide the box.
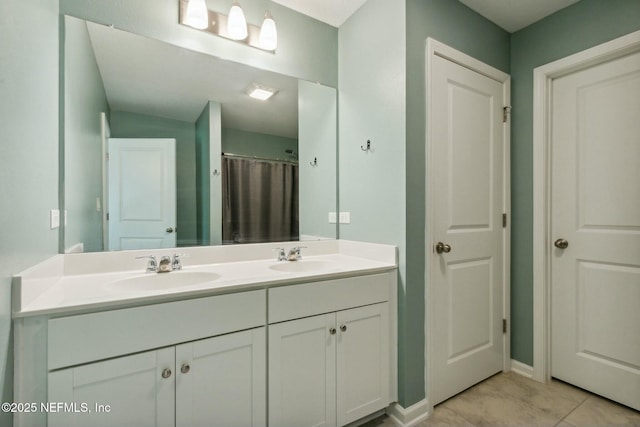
[259,10,278,51]
[227,0,248,40]
[179,0,278,52]
[184,0,209,29]
[246,83,277,101]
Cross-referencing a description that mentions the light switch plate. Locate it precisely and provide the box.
[50,209,60,229]
[339,212,351,224]
[328,212,337,224]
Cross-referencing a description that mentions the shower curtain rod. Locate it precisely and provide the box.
[222,152,299,165]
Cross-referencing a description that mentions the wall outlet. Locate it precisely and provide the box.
[339,212,351,224]
[50,209,60,229]
[328,212,337,224]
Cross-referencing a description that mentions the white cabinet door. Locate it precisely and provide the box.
[269,314,337,427]
[175,328,266,427]
[48,347,175,427]
[336,303,390,426]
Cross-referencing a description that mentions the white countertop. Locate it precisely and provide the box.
[13,240,397,318]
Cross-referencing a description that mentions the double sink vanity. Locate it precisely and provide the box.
[13,240,398,427]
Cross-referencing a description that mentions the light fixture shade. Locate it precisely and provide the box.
[246,83,277,100]
[228,0,248,40]
[259,11,278,51]
[185,0,209,29]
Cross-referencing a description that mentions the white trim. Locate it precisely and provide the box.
[532,29,640,383]
[386,399,431,427]
[425,37,511,410]
[510,359,534,379]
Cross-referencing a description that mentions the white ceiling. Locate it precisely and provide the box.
[273,0,581,32]
[87,22,299,138]
[272,0,369,28]
[458,0,581,33]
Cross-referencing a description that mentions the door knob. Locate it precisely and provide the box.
[554,238,569,249]
[329,327,337,335]
[180,364,190,374]
[435,242,452,254]
[161,368,172,379]
[166,227,174,233]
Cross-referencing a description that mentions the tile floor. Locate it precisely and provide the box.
[365,372,640,427]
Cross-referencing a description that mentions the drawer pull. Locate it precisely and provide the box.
[329,327,337,335]
[340,325,347,332]
[181,364,191,374]
[161,368,172,379]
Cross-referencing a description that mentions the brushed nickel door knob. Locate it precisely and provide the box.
[435,242,452,254]
[161,368,172,379]
[554,238,569,249]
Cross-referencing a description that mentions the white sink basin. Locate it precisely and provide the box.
[107,271,221,291]
[269,260,336,273]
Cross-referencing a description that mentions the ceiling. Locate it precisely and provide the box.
[87,22,299,138]
[273,0,581,32]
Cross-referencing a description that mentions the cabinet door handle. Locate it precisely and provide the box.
[329,327,337,335]
[161,368,172,379]
[180,364,190,374]
[340,325,347,332]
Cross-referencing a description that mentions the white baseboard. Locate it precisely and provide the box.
[510,359,534,378]
[386,399,431,427]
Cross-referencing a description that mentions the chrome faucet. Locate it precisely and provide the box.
[287,246,306,261]
[136,255,158,272]
[158,256,172,273]
[136,254,183,273]
[275,248,287,262]
[172,253,183,271]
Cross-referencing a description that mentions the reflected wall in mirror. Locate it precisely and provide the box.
[62,16,337,253]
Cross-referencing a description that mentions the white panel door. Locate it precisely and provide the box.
[108,138,176,250]
[175,328,266,427]
[430,54,506,405]
[336,303,389,426]
[551,50,640,411]
[269,314,336,427]
[48,348,175,427]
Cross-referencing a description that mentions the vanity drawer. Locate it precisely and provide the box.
[48,290,266,370]
[268,272,391,323]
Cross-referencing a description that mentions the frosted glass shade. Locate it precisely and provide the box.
[259,11,277,51]
[228,1,248,40]
[185,0,209,29]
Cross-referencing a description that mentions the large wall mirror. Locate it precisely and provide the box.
[62,16,337,253]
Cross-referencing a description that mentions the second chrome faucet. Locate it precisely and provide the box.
[136,254,183,273]
[275,246,306,262]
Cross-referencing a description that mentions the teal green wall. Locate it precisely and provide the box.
[109,110,198,247]
[404,0,510,406]
[509,0,640,365]
[222,128,298,159]
[63,16,109,253]
[0,1,60,425]
[195,104,212,244]
[59,0,338,87]
[298,81,337,240]
[338,0,408,404]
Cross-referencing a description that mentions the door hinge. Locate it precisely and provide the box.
[502,213,507,228]
[502,319,507,334]
[106,213,109,221]
[503,106,511,123]
[105,152,109,160]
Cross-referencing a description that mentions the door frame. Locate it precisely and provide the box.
[425,38,511,409]
[532,30,640,383]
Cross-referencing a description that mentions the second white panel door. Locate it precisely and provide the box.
[430,53,506,405]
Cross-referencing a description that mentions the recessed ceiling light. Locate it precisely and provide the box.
[246,83,277,100]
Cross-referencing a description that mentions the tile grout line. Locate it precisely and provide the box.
[558,394,591,425]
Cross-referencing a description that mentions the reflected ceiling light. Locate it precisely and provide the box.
[227,0,248,40]
[184,0,209,29]
[259,11,278,51]
[246,83,277,101]
[179,0,276,53]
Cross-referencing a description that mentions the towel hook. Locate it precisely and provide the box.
[309,157,318,166]
[360,140,372,152]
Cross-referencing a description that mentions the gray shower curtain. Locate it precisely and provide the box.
[222,156,299,244]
